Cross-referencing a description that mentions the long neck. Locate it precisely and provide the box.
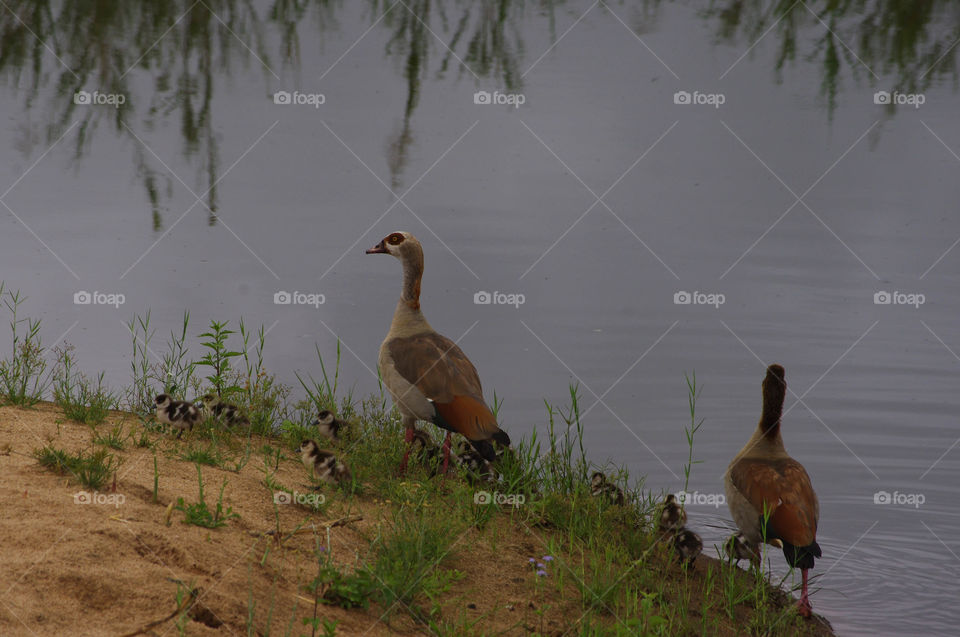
[388,252,431,338]
[734,376,787,461]
[400,251,423,309]
[736,425,786,460]
[759,393,783,439]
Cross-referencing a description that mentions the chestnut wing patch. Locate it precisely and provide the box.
[387,334,500,440]
[728,458,818,548]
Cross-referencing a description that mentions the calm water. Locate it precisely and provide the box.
[2,1,959,634]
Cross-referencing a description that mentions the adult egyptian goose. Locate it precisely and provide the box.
[725,364,821,618]
[366,231,510,473]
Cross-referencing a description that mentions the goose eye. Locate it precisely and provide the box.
[387,233,404,245]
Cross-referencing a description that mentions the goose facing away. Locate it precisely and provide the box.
[366,231,510,473]
[725,364,821,618]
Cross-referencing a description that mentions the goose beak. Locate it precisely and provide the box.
[366,241,388,254]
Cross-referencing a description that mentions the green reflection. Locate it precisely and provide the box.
[0,0,956,225]
[705,0,959,118]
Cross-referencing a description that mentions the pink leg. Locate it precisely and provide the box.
[441,433,452,474]
[796,568,812,618]
[398,426,414,474]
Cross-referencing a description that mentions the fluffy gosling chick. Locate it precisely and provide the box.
[155,394,201,439]
[313,409,349,442]
[725,531,759,566]
[674,528,703,566]
[299,439,351,484]
[590,472,626,506]
[201,394,249,428]
[455,442,496,483]
[657,494,687,536]
[411,429,441,467]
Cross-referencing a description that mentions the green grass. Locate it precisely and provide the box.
[0,285,53,406]
[4,298,826,636]
[179,444,224,467]
[33,445,120,490]
[92,421,128,450]
[54,348,117,426]
[174,465,239,528]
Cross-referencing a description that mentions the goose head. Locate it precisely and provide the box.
[367,231,425,307]
[366,231,422,260]
[155,394,172,410]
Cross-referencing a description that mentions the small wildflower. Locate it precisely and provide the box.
[543,555,554,562]
[536,563,545,570]
[536,569,547,577]
[528,558,536,564]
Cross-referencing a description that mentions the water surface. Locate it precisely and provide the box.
[1,2,959,634]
